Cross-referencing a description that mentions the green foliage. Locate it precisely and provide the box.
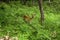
[0,1,60,40]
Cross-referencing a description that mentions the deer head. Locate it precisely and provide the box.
[23,13,36,23]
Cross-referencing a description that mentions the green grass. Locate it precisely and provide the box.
[0,1,60,40]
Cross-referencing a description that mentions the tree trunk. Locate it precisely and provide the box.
[38,0,44,25]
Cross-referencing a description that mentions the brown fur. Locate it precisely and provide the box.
[23,14,36,23]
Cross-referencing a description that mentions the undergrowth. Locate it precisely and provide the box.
[0,1,60,40]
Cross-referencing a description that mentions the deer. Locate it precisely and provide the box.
[23,14,36,24]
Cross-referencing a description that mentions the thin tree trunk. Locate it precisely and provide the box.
[38,0,44,25]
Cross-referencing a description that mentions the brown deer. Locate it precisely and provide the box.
[23,14,36,24]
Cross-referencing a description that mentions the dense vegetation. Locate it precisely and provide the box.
[0,1,60,40]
